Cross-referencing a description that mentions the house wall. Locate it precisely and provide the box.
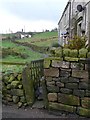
[58,2,70,46]
[58,0,90,46]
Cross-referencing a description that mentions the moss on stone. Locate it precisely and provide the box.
[22,67,35,105]
[55,48,63,57]
[63,48,70,57]
[81,97,90,109]
[58,93,80,106]
[77,107,90,117]
[12,96,19,103]
[8,75,15,83]
[49,102,76,113]
[79,48,88,58]
[17,74,22,81]
[44,60,50,68]
[44,57,63,61]
[11,81,20,88]
[69,50,78,58]
[64,57,79,62]
[7,84,11,90]
[87,52,90,58]
[11,89,24,96]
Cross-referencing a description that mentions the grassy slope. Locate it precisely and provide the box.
[1,31,58,72]
[17,31,58,47]
[2,40,43,62]
[1,40,44,72]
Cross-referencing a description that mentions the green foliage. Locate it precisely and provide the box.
[64,36,86,50]
[17,31,58,47]
[79,48,88,58]
[51,42,60,47]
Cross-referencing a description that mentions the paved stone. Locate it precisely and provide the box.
[2,104,89,119]
[32,101,44,109]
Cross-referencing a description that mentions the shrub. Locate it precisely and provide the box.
[64,35,86,50]
[52,42,60,47]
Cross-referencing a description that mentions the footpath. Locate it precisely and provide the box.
[2,103,89,119]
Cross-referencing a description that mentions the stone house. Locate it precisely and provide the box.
[58,0,90,47]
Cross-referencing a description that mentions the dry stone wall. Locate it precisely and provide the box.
[44,57,90,117]
[2,72,27,107]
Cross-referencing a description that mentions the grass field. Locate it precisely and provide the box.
[2,40,44,62]
[17,31,58,47]
[1,40,44,72]
[1,31,58,72]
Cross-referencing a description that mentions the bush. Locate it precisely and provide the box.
[64,36,86,50]
[52,42,60,47]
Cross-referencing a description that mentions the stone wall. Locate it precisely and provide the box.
[2,72,27,107]
[44,57,90,117]
[13,41,49,54]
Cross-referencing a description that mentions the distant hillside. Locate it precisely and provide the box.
[17,31,58,47]
[32,31,58,39]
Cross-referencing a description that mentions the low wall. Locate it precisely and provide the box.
[44,57,90,117]
[13,41,49,53]
[2,72,27,107]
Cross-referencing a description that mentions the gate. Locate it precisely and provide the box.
[22,59,44,105]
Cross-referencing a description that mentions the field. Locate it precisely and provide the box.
[17,31,58,47]
[1,31,58,72]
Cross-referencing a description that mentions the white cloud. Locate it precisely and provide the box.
[0,9,57,33]
[0,0,69,33]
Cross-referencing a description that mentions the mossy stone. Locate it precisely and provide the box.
[63,48,70,57]
[8,75,15,83]
[87,52,90,58]
[64,57,79,62]
[81,97,90,109]
[11,89,24,96]
[20,96,26,103]
[69,50,78,58]
[18,102,22,108]
[55,48,62,57]
[44,60,50,68]
[3,76,9,84]
[49,102,76,113]
[22,67,35,105]
[79,48,88,58]
[18,85,23,89]
[17,74,22,81]
[77,107,90,117]
[12,96,19,103]
[58,93,80,106]
[11,81,20,88]
[49,47,56,55]
[6,94,12,102]
[7,84,11,90]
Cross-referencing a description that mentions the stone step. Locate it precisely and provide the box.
[32,101,44,109]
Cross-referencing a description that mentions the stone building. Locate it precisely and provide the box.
[58,0,90,47]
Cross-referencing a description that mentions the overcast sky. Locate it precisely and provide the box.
[0,0,68,33]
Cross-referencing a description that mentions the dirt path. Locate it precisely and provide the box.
[2,104,89,119]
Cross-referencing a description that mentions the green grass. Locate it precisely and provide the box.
[2,64,24,73]
[2,40,16,48]
[1,31,58,72]
[32,31,58,39]
[1,40,44,72]
[17,31,58,47]
[33,39,58,47]
[2,40,44,62]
